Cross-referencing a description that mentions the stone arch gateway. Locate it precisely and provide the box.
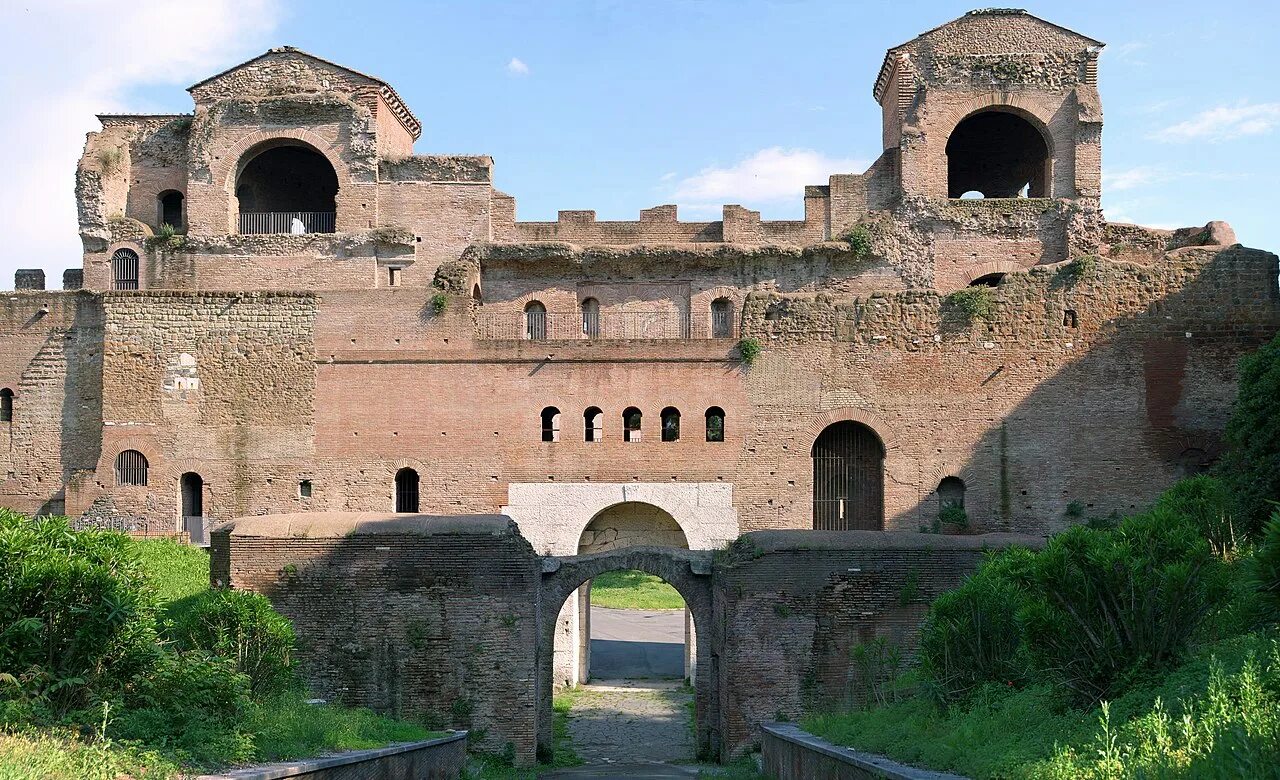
[537,546,717,762]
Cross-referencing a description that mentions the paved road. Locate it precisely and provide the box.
[543,682,695,777]
[589,607,685,680]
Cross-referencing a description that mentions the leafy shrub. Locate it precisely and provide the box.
[1019,508,1228,703]
[1252,510,1280,622]
[430,292,448,314]
[842,225,873,258]
[938,504,969,531]
[1060,254,1097,283]
[1154,474,1239,556]
[737,337,762,365]
[944,287,995,321]
[918,547,1035,703]
[0,511,159,718]
[144,223,185,252]
[112,651,253,766]
[1219,331,1280,536]
[170,589,296,699]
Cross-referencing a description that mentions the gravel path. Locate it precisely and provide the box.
[559,681,694,768]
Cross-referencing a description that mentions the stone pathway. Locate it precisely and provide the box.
[541,680,694,778]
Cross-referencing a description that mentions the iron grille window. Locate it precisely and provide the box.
[525,301,547,341]
[623,407,642,442]
[115,450,149,487]
[705,407,725,442]
[661,407,680,442]
[111,248,139,290]
[811,421,884,531]
[581,298,600,338]
[711,298,734,338]
[541,407,561,442]
[584,407,603,442]
[0,388,12,422]
[395,468,419,513]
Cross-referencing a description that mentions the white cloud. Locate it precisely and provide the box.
[1153,102,1280,142]
[505,57,530,76]
[671,147,867,213]
[0,0,281,284]
[1104,166,1170,192]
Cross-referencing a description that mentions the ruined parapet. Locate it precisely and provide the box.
[14,270,45,290]
[62,270,84,290]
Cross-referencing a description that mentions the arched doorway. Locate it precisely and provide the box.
[179,472,205,543]
[538,546,717,765]
[394,468,419,513]
[235,142,338,234]
[812,421,885,530]
[945,109,1050,198]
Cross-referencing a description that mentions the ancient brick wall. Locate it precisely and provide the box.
[712,531,1041,757]
[212,514,540,763]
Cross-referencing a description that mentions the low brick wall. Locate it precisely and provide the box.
[195,731,467,780]
[762,723,966,780]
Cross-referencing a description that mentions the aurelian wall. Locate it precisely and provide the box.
[713,531,1041,756]
[211,514,541,763]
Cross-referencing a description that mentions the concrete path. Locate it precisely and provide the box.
[550,681,695,774]
[590,607,684,680]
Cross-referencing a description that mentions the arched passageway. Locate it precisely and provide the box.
[946,109,1050,198]
[235,142,338,234]
[538,546,717,764]
[812,421,885,530]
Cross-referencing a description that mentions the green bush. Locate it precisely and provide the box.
[1154,474,1239,556]
[918,547,1035,703]
[1019,508,1228,703]
[170,589,296,699]
[737,337,762,365]
[0,511,159,718]
[944,287,995,322]
[1219,332,1280,537]
[842,225,873,259]
[938,504,969,531]
[430,292,448,314]
[1253,510,1280,622]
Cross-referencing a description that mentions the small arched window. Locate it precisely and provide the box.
[541,406,561,442]
[472,283,482,303]
[299,480,313,498]
[938,476,966,509]
[584,407,603,442]
[705,406,725,442]
[711,298,734,338]
[395,468,420,513]
[111,248,139,291]
[623,407,642,442]
[970,273,1005,288]
[115,450,149,487]
[525,301,547,340]
[0,388,12,422]
[581,297,600,338]
[661,407,681,442]
[158,190,184,231]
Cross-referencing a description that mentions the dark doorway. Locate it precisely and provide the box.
[812,421,885,530]
[158,190,184,230]
[946,110,1049,198]
[395,468,420,513]
[180,472,205,543]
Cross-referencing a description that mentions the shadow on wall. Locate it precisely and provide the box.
[745,245,1280,535]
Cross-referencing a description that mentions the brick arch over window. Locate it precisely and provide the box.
[97,439,161,487]
[931,95,1062,198]
[800,408,901,452]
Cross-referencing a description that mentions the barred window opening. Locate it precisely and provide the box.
[111,248,139,290]
[115,450,149,487]
[395,468,419,513]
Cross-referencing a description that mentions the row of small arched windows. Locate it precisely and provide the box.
[523,297,736,340]
[541,406,725,443]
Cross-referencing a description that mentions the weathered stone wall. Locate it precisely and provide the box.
[713,531,1041,757]
[211,514,540,763]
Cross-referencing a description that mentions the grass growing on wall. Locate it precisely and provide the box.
[590,570,685,610]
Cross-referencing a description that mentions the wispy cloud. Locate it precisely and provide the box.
[1104,166,1171,192]
[1153,102,1280,142]
[671,147,866,214]
[505,57,530,76]
[0,0,281,282]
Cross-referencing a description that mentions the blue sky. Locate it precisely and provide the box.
[1,0,1278,283]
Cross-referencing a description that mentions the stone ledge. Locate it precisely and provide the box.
[195,730,467,780]
[761,722,968,780]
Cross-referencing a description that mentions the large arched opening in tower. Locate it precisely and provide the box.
[234,141,338,234]
[945,109,1050,198]
[812,421,885,530]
